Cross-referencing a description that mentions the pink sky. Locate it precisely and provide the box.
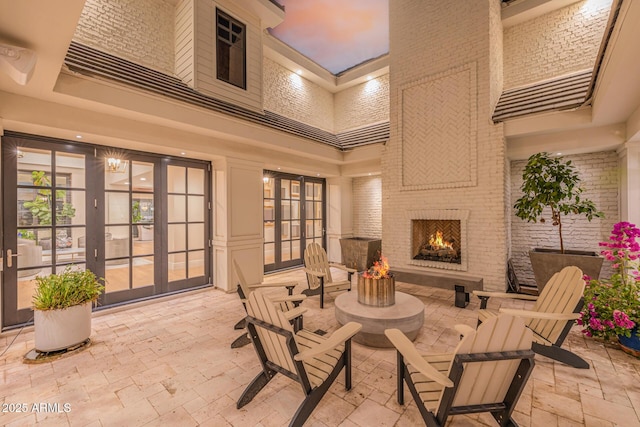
[269,0,389,74]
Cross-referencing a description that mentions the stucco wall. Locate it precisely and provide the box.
[385,0,507,290]
[510,151,619,285]
[74,0,176,75]
[352,176,383,239]
[334,74,390,133]
[503,0,612,89]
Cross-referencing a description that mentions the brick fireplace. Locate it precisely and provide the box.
[408,210,468,272]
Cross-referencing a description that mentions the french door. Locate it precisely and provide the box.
[263,171,325,272]
[1,133,211,329]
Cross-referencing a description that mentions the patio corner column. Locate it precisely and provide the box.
[212,157,264,292]
[326,176,353,263]
[619,141,640,225]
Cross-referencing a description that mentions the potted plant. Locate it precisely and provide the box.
[514,152,605,291]
[579,222,640,355]
[32,267,104,353]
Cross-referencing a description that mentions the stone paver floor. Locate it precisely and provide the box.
[1,268,639,426]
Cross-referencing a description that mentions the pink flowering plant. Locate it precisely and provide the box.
[579,222,640,340]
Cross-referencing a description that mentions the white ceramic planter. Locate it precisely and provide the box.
[34,301,92,352]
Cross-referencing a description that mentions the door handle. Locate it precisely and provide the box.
[6,248,21,268]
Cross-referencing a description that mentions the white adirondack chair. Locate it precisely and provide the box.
[231,259,306,348]
[238,289,362,427]
[303,242,355,308]
[474,265,587,368]
[385,314,535,426]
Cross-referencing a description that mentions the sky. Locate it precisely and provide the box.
[269,0,389,74]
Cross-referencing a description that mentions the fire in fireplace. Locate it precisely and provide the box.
[412,219,461,264]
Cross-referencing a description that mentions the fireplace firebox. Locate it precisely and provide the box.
[412,219,461,264]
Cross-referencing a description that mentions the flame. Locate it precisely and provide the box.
[429,231,453,250]
[362,254,390,279]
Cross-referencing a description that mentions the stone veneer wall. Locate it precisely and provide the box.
[334,75,390,133]
[74,0,176,75]
[352,176,383,239]
[510,151,619,285]
[262,57,334,132]
[503,0,612,89]
[384,0,507,291]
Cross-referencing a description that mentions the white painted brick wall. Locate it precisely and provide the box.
[503,0,612,89]
[262,57,334,132]
[386,0,507,291]
[352,176,383,238]
[510,151,619,285]
[334,75,390,133]
[74,0,176,75]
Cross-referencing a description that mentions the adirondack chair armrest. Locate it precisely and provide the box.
[454,324,475,337]
[473,290,539,301]
[303,268,326,278]
[248,281,299,295]
[384,328,454,388]
[283,306,307,321]
[329,263,358,274]
[294,322,362,361]
[270,294,307,304]
[499,308,581,321]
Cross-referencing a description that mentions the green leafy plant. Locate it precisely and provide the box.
[579,222,640,340]
[32,267,105,311]
[132,200,143,223]
[514,152,604,253]
[23,170,76,225]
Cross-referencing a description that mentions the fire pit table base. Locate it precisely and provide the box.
[334,291,424,348]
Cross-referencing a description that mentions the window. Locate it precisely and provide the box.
[216,8,246,89]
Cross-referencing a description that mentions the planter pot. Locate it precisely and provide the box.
[529,249,603,292]
[339,237,382,272]
[34,302,92,352]
[618,328,640,357]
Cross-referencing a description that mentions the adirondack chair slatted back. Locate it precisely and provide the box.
[246,290,298,374]
[528,266,585,345]
[304,243,334,290]
[447,315,533,408]
[233,259,294,312]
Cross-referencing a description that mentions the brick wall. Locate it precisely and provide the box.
[385,0,507,290]
[510,151,619,285]
[74,0,176,75]
[262,57,334,131]
[334,75,390,133]
[352,176,383,238]
[503,0,612,89]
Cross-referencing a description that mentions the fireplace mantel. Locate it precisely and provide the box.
[407,209,469,271]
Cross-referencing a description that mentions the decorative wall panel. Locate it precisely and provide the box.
[400,63,477,190]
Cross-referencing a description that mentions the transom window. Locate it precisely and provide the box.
[216,8,246,89]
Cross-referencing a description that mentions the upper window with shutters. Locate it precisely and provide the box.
[216,8,246,90]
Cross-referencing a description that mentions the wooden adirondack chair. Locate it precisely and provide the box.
[231,259,306,348]
[303,242,356,308]
[238,289,362,427]
[385,314,535,427]
[474,265,588,369]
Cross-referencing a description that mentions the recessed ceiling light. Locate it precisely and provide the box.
[366,76,372,81]
[76,135,82,139]
[368,173,372,176]
[277,167,281,170]
[557,152,562,156]
[180,152,186,156]
[316,173,320,177]
[140,177,146,181]
[295,69,302,75]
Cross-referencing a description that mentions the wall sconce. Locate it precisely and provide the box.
[106,157,127,173]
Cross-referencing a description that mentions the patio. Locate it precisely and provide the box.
[1,268,639,426]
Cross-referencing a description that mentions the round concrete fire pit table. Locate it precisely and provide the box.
[334,291,424,347]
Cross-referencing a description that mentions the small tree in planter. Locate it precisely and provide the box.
[514,152,605,290]
[33,267,104,353]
